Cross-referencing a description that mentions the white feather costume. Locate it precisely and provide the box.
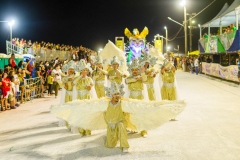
[50,98,186,132]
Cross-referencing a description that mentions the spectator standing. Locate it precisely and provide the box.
[8,54,17,68]
[52,64,62,98]
[55,57,59,65]
[17,68,25,103]
[2,72,15,110]
[182,57,186,72]
[174,57,177,70]
[194,57,199,75]
[18,60,23,69]
[26,58,34,78]
[47,71,54,96]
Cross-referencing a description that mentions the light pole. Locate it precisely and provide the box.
[8,20,14,53]
[0,20,14,54]
[180,0,187,55]
[188,14,196,52]
[168,17,184,27]
[198,24,202,39]
[164,26,168,53]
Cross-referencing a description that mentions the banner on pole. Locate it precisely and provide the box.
[154,40,162,52]
[115,37,124,51]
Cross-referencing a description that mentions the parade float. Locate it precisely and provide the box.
[99,27,164,71]
[124,27,150,63]
[198,0,240,82]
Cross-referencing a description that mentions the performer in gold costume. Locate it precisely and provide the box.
[145,65,156,101]
[161,60,177,100]
[139,53,158,101]
[104,82,129,152]
[73,59,93,136]
[61,60,76,103]
[58,60,77,128]
[107,56,126,85]
[74,59,93,100]
[92,56,107,98]
[125,58,148,137]
[50,81,186,153]
[126,59,147,100]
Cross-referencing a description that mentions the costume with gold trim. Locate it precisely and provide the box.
[50,82,186,149]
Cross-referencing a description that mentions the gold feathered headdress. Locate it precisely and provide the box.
[124,27,149,39]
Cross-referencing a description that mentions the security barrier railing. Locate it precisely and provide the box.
[35,49,73,62]
[6,41,24,55]
[23,77,42,102]
[6,41,73,62]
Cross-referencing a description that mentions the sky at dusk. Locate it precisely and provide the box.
[0,0,235,53]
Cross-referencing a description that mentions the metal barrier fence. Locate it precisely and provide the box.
[35,49,73,62]
[6,41,73,62]
[6,41,24,55]
[23,77,42,102]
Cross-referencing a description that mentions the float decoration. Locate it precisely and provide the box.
[124,27,149,63]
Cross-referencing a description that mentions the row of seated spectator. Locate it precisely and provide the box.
[201,23,237,39]
[11,38,97,59]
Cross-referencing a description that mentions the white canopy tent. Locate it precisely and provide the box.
[202,3,229,28]
[201,0,240,36]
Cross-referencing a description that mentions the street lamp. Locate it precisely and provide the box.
[168,17,184,27]
[164,26,168,53]
[167,46,170,51]
[8,20,14,53]
[180,0,187,55]
[98,48,103,55]
[198,24,202,39]
[0,20,15,54]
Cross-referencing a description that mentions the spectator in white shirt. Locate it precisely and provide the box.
[194,57,199,75]
[52,64,62,98]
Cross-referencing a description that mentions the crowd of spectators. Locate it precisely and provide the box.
[11,38,97,60]
[201,23,237,39]
[168,55,204,75]
[0,51,99,112]
[0,53,63,111]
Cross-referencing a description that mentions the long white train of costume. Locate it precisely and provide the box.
[58,84,98,133]
[51,98,186,133]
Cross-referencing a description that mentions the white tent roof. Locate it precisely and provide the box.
[202,0,240,27]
